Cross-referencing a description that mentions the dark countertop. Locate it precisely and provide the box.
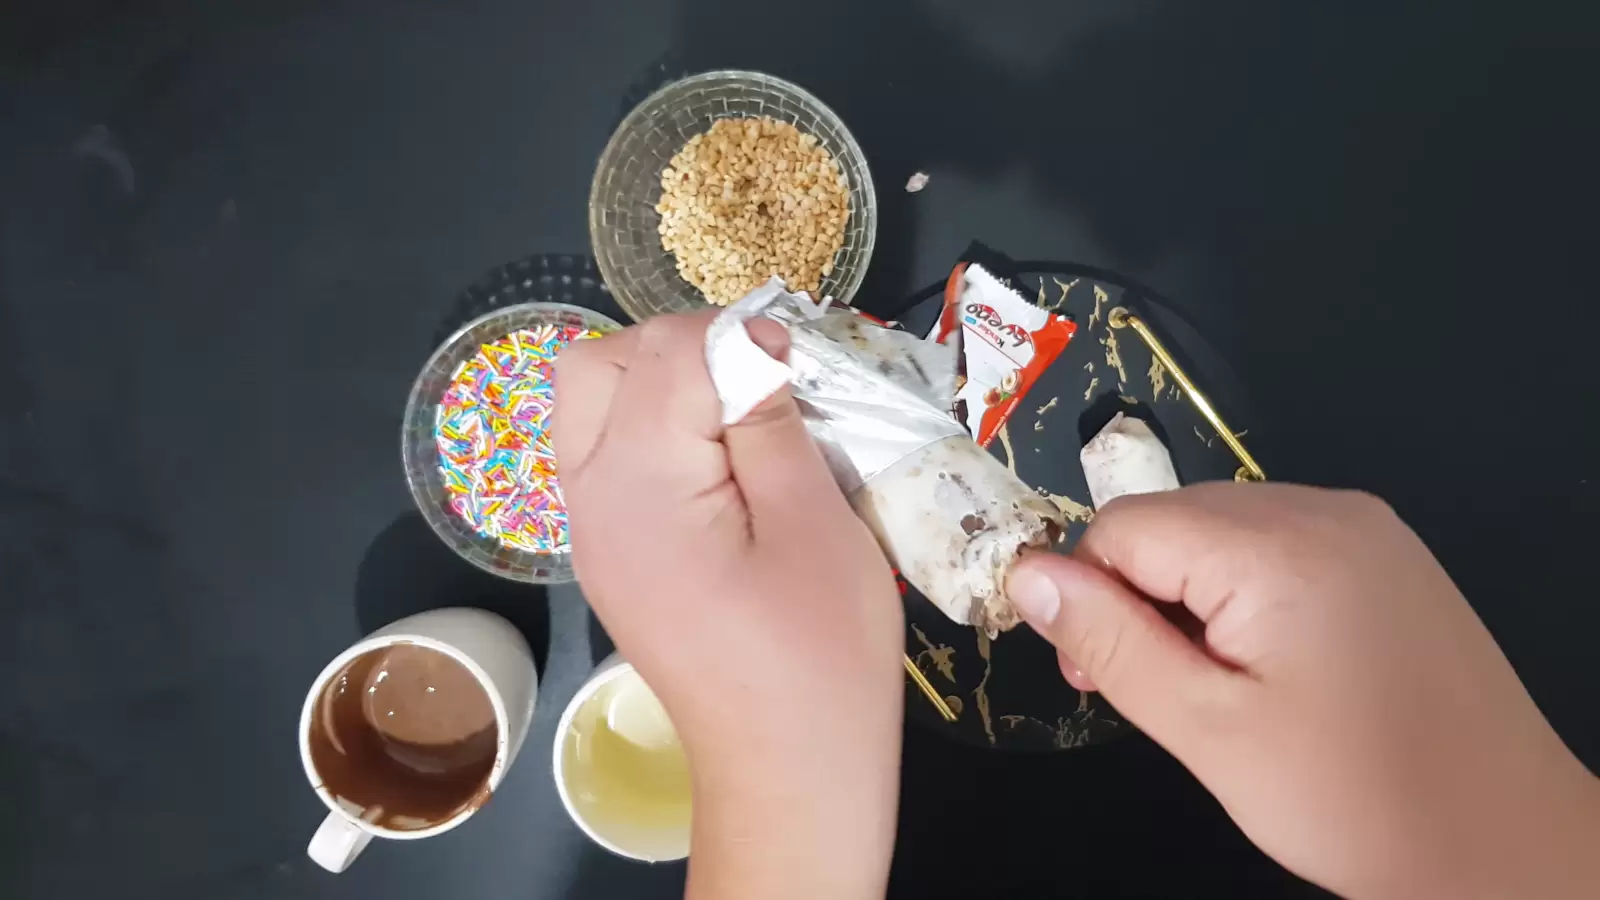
[3,2,1597,898]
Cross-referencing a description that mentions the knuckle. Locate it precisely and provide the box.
[735,389,801,431]
[627,313,719,375]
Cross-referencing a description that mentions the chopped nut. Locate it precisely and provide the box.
[657,116,851,306]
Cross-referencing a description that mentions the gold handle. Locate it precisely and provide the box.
[904,654,958,721]
[1109,308,1265,482]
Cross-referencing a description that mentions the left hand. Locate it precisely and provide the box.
[554,310,904,899]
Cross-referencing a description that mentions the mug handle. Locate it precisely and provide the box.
[307,811,374,873]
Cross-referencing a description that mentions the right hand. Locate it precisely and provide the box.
[1007,482,1600,900]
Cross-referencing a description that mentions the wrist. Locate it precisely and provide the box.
[684,725,901,900]
[1415,772,1600,900]
[1496,774,1600,900]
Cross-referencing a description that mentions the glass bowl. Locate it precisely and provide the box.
[401,302,623,583]
[589,70,878,322]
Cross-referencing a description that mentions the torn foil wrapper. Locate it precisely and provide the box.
[706,278,1065,632]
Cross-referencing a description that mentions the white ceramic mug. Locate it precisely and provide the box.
[552,653,691,862]
[298,608,537,872]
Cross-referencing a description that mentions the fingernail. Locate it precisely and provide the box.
[1008,564,1061,626]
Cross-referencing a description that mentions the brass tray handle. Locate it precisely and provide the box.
[904,655,958,721]
[1109,307,1266,482]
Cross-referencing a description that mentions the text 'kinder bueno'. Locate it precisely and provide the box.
[931,262,1076,447]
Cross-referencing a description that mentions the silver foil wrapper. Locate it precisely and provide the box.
[706,278,1064,632]
[705,278,963,491]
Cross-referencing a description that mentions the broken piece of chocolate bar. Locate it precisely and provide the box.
[1081,413,1181,508]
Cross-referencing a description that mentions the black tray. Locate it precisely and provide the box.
[888,244,1268,751]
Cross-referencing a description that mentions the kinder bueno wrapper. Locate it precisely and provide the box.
[930,262,1077,447]
[705,278,1064,633]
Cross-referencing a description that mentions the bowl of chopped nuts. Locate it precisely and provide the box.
[590,70,877,320]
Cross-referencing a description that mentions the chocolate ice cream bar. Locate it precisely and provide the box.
[851,435,1063,634]
[1080,413,1181,508]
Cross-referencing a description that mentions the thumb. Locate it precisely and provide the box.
[1007,552,1236,741]
[723,320,846,531]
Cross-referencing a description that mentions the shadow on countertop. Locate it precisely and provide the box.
[566,843,686,899]
[355,512,552,677]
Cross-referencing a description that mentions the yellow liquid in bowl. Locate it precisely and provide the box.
[561,671,691,859]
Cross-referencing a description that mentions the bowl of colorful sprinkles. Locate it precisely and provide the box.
[402,302,621,582]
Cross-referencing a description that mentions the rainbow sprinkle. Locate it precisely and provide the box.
[435,323,603,553]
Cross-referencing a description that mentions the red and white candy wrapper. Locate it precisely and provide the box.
[930,262,1077,448]
[706,278,1063,633]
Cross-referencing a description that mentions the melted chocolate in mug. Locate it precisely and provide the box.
[308,643,498,830]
